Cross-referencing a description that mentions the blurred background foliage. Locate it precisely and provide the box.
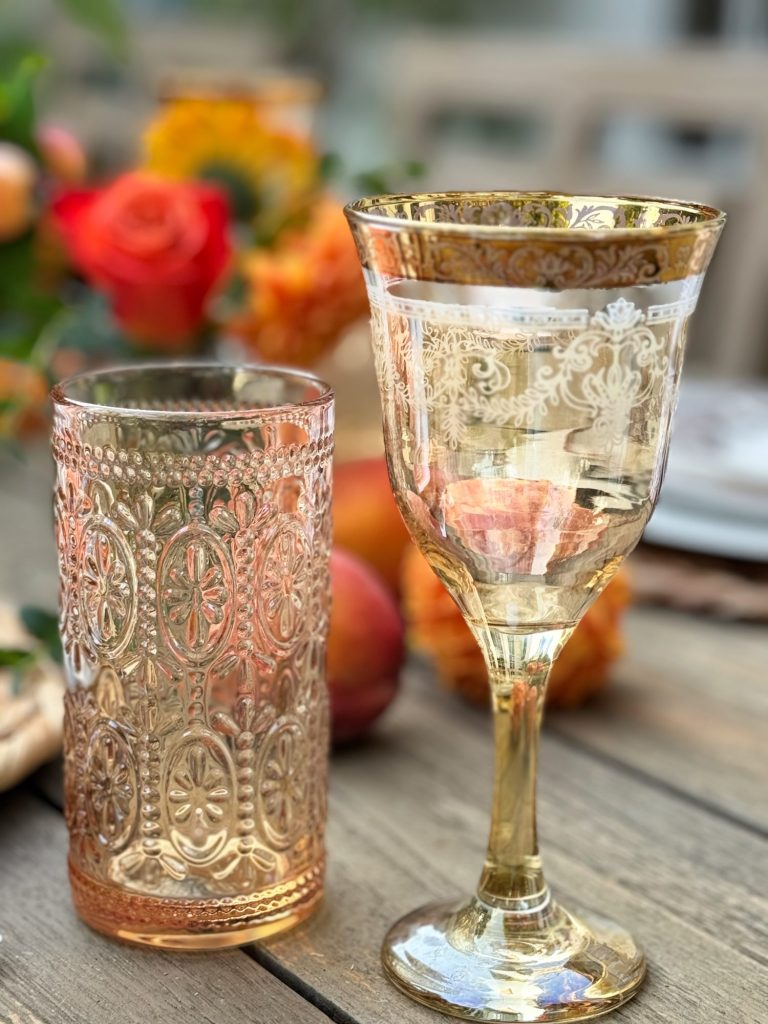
[1,0,768,746]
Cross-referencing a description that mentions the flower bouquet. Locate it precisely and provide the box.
[0,62,372,440]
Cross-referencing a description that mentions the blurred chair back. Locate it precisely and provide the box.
[387,34,768,376]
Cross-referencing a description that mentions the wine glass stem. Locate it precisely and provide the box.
[474,626,573,915]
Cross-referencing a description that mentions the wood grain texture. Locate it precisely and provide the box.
[549,607,768,832]
[258,668,768,1024]
[3,446,768,1024]
[0,790,329,1024]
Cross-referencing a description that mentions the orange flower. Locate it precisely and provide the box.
[0,142,37,243]
[229,200,368,367]
[402,545,631,709]
[37,125,87,184]
[0,359,48,438]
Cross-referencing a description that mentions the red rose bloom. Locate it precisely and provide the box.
[53,172,231,348]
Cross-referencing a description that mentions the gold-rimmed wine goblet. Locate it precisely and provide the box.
[345,192,724,1022]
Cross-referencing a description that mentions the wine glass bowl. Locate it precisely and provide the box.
[346,193,724,1022]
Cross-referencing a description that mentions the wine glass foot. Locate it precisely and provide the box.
[381,897,646,1022]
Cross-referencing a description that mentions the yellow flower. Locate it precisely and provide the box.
[144,97,318,240]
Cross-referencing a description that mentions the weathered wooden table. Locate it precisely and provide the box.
[1,450,766,1024]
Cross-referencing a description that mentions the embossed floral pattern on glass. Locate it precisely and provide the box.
[52,365,334,950]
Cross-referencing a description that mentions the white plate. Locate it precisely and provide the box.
[644,502,768,560]
[643,379,768,560]
[661,379,768,523]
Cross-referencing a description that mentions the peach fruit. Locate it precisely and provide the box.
[327,547,405,743]
[333,457,411,592]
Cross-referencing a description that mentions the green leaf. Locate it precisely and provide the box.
[55,0,129,56]
[198,162,258,222]
[222,270,247,307]
[319,152,344,182]
[404,159,427,179]
[0,306,64,369]
[0,54,45,154]
[0,233,36,312]
[0,646,38,693]
[0,647,33,667]
[20,606,62,664]
[20,606,58,639]
[350,156,430,199]
[48,290,133,360]
[352,170,393,197]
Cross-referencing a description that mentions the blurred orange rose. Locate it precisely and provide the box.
[0,142,37,242]
[37,125,87,184]
[0,359,48,437]
[402,546,631,708]
[441,477,608,576]
[52,172,231,348]
[229,200,368,367]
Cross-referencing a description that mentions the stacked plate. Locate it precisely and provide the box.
[645,380,768,561]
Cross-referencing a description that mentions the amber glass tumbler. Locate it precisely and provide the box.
[52,364,334,949]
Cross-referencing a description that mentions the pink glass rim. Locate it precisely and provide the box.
[51,361,334,422]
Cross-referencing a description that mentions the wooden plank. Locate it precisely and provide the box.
[0,790,330,1024]
[257,670,768,1024]
[4,444,768,1024]
[549,606,768,832]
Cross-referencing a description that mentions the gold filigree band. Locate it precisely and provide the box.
[345,192,725,289]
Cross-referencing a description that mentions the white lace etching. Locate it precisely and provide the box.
[418,323,532,450]
[369,294,684,450]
